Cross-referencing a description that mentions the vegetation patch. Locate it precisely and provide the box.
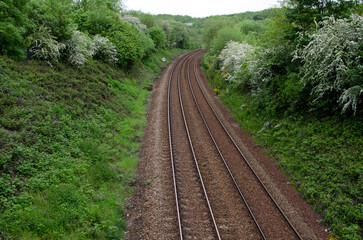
[0,48,183,239]
[200,3,362,238]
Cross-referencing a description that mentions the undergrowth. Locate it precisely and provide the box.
[204,67,363,240]
[0,48,184,239]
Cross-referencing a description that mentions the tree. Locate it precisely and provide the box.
[285,0,357,32]
[107,21,143,68]
[0,0,31,57]
[168,21,191,49]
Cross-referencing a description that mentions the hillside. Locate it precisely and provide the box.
[0,49,183,239]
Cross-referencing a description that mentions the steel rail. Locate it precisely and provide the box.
[168,50,221,240]
[177,51,222,240]
[186,52,267,240]
[191,52,304,240]
[167,51,195,240]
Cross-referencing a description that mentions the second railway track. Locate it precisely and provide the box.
[167,50,307,239]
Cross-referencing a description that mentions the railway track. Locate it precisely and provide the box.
[167,50,305,239]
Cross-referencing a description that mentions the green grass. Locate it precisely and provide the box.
[0,49,184,239]
[204,67,363,240]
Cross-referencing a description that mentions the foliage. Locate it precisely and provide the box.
[0,48,183,239]
[168,21,191,49]
[209,26,244,55]
[218,41,255,83]
[202,5,362,239]
[285,0,358,32]
[226,8,277,20]
[107,22,144,68]
[65,30,94,67]
[128,11,156,29]
[204,67,363,239]
[91,35,118,63]
[149,26,167,49]
[238,20,266,35]
[30,25,66,65]
[74,4,119,35]
[201,16,232,49]
[0,0,30,57]
[29,0,75,41]
[262,8,293,47]
[121,15,147,32]
[294,14,363,114]
[138,13,155,29]
[137,30,155,58]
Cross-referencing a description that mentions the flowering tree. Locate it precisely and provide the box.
[120,15,147,32]
[65,30,94,67]
[294,14,362,114]
[92,35,118,63]
[218,41,254,83]
[30,26,66,66]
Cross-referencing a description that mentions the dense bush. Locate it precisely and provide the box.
[121,15,147,32]
[74,5,118,35]
[201,16,232,49]
[91,35,118,63]
[218,41,254,83]
[0,0,30,57]
[29,0,75,41]
[238,20,266,35]
[108,22,144,68]
[65,30,94,67]
[168,21,191,49]
[149,26,167,49]
[30,25,65,65]
[137,30,155,57]
[210,27,244,55]
[294,14,363,114]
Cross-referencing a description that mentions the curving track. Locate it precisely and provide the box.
[126,50,328,240]
[167,50,304,239]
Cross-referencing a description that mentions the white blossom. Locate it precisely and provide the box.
[30,26,65,66]
[120,15,147,32]
[65,30,94,67]
[92,35,118,63]
[294,14,363,113]
[218,41,254,82]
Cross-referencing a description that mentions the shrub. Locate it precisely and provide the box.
[149,26,166,49]
[0,0,30,58]
[120,15,147,32]
[29,0,75,42]
[92,35,118,63]
[108,22,143,68]
[294,14,363,114]
[0,22,26,58]
[218,41,255,83]
[30,26,65,65]
[168,21,191,49]
[248,45,294,92]
[238,20,266,35]
[137,31,155,58]
[65,30,94,67]
[210,26,244,55]
[74,5,119,35]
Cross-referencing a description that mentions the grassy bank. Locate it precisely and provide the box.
[0,49,184,239]
[203,67,362,240]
